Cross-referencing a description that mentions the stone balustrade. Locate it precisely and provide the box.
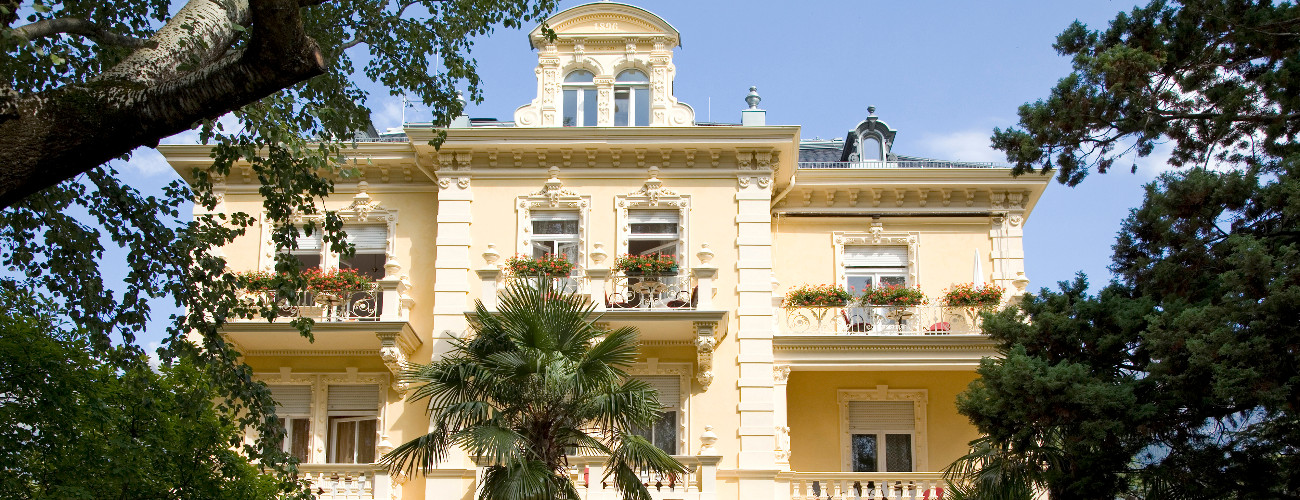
[783,472,947,500]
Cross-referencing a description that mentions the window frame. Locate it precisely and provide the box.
[517,173,591,276]
[625,362,691,456]
[838,387,928,472]
[562,69,598,127]
[615,174,689,274]
[257,373,389,465]
[613,69,650,127]
[833,231,919,292]
[259,189,399,275]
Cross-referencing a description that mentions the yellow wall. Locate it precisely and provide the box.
[785,370,980,472]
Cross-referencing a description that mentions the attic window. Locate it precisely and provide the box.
[860,135,883,161]
[563,70,597,127]
[614,70,649,126]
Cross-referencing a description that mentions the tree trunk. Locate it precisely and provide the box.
[0,0,326,208]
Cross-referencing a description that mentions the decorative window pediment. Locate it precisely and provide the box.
[615,167,689,264]
[838,386,928,472]
[261,182,399,276]
[517,168,591,269]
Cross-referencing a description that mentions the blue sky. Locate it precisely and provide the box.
[119,0,1163,346]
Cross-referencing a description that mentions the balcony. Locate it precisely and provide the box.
[299,464,396,500]
[781,304,984,336]
[780,472,947,500]
[237,278,414,324]
[773,304,998,370]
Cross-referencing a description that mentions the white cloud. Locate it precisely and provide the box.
[913,129,1003,163]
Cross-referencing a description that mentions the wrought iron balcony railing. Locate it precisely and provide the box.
[781,303,989,336]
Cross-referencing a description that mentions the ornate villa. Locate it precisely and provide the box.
[160,3,1051,499]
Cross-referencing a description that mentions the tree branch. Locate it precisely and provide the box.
[0,0,328,208]
[8,17,156,48]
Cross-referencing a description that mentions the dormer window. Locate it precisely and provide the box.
[562,70,597,127]
[614,69,650,126]
[859,134,883,161]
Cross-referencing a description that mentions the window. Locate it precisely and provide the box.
[339,225,387,280]
[530,211,580,268]
[289,224,389,274]
[844,245,907,293]
[327,385,380,464]
[269,385,312,462]
[627,210,679,260]
[633,375,681,454]
[859,134,883,161]
[848,401,914,472]
[614,70,650,126]
[562,70,597,127]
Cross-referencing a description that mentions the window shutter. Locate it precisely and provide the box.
[637,375,681,410]
[269,385,312,415]
[844,246,907,268]
[629,210,679,224]
[328,385,380,415]
[293,232,323,252]
[848,401,914,432]
[531,211,579,222]
[346,225,388,252]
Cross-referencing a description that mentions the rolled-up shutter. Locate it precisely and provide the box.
[629,210,679,224]
[848,401,914,432]
[844,246,907,268]
[636,375,681,410]
[292,232,322,252]
[328,385,380,416]
[269,385,312,416]
[346,225,388,252]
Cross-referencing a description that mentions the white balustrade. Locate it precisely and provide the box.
[299,464,395,500]
[786,472,947,500]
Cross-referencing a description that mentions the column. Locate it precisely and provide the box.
[735,159,778,500]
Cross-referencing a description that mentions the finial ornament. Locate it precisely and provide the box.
[745,86,762,109]
[868,105,877,117]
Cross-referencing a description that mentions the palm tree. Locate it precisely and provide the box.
[944,434,1064,500]
[382,278,687,500]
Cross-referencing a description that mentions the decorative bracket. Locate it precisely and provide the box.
[693,321,719,391]
[377,330,419,393]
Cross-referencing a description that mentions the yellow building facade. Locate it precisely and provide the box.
[161,3,1050,499]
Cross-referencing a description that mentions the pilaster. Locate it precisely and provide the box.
[734,159,777,483]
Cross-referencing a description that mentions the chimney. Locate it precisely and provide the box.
[741,86,766,126]
[450,92,471,128]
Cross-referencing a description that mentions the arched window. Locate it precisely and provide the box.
[614,69,650,126]
[859,134,883,161]
[562,70,597,127]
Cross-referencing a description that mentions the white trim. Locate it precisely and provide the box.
[255,373,390,465]
[838,386,928,472]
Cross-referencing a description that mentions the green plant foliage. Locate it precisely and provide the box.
[783,284,853,308]
[0,288,282,499]
[860,284,927,307]
[614,253,678,274]
[0,0,559,493]
[955,2,1300,498]
[942,283,1005,309]
[504,253,576,277]
[383,280,688,500]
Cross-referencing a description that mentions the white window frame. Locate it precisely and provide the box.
[838,387,928,472]
[260,188,399,274]
[626,362,691,455]
[517,171,590,275]
[256,373,389,465]
[615,172,689,273]
[613,69,650,127]
[562,69,597,127]
[268,385,313,462]
[833,230,919,290]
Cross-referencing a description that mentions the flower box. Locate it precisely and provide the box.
[303,268,374,293]
[942,282,1005,308]
[784,284,853,308]
[860,284,927,307]
[505,254,575,277]
[614,253,678,275]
